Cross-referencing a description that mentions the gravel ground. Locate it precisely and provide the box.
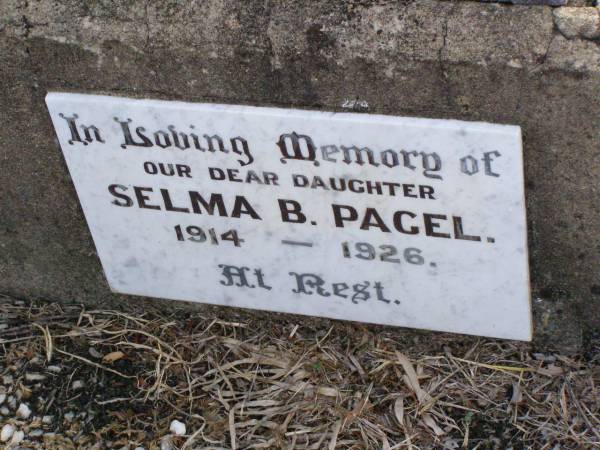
[0,294,598,449]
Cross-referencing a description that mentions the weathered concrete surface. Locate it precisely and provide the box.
[1,1,599,352]
[554,7,600,39]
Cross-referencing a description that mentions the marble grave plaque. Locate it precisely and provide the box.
[46,93,531,340]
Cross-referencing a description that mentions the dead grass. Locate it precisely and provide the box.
[0,294,598,449]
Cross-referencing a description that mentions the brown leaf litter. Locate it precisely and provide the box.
[0,294,598,449]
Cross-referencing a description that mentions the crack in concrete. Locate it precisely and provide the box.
[18,2,33,60]
[144,0,151,51]
[539,31,557,68]
[21,15,33,39]
[438,4,456,109]
[515,12,558,114]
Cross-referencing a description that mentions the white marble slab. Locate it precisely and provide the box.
[46,93,531,340]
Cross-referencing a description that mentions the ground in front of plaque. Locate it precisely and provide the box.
[0,295,598,449]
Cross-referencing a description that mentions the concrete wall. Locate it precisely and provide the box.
[1,0,599,352]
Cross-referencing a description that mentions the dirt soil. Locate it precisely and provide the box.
[0,294,598,449]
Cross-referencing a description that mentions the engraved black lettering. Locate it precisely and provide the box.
[108,184,133,207]
[277,132,318,166]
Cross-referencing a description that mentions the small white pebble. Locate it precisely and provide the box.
[7,396,16,409]
[46,365,61,373]
[0,393,5,404]
[72,380,85,390]
[29,428,43,437]
[1,424,14,442]
[16,403,31,419]
[10,430,25,445]
[64,412,75,422]
[169,419,186,436]
[42,415,53,424]
[25,373,46,382]
[2,375,13,385]
[1,406,10,415]
[134,447,145,450]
